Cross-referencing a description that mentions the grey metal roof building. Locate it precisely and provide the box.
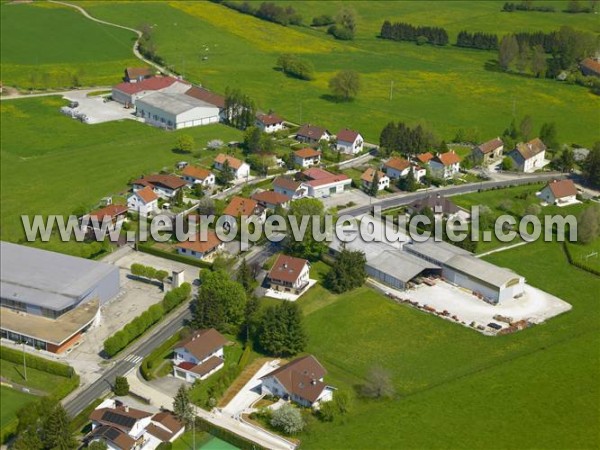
[0,242,120,352]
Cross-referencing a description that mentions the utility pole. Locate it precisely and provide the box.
[22,341,27,381]
[389,80,394,101]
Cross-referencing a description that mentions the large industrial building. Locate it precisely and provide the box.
[0,242,120,353]
[329,229,525,304]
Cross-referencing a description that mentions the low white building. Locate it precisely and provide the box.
[260,355,335,408]
[299,168,352,198]
[89,399,184,450]
[256,113,284,133]
[181,165,215,187]
[173,328,228,383]
[361,167,390,192]
[213,153,250,180]
[131,174,187,199]
[293,148,321,168]
[509,138,547,173]
[127,186,159,217]
[135,92,220,130]
[336,128,363,154]
[429,151,461,179]
[538,179,578,206]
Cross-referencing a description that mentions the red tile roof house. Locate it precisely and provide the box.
[267,254,311,295]
[299,168,352,198]
[124,67,153,83]
[416,152,434,164]
[361,167,390,192]
[131,174,187,199]
[295,124,331,144]
[538,179,579,206]
[175,230,223,260]
[293,148,322,168]
[181,165,215,187]
[252,190,291,210]
[260,355,335,408]
[127,186,159,217]
[383,157,411,179]
[580,57,600,78]
[428,150,462,179]
[509,138,547,173]
[256,112,285,133]
[82,204,128,232]
[213,153,250,179]
[336,128,364,154]
[172,329,229,383]
[273,176,308,200]
[472,137,504,165]
[88,398,184,450]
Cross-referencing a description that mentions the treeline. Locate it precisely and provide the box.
[456,31,498,50]
[103,283,191,357]
[0,346,76,378]
[138,23,164,66]
[502,2,555,12]
[214,1,302,26]
[224,87,256,130]
[380,21,449,46]
[379,121,437,156]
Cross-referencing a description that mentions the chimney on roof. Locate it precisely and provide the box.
[311,379,317,385]
[124,405,129,412]
[283,263,288,269]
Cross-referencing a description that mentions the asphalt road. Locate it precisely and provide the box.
[63,306,191,417]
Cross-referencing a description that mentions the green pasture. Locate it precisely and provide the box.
[80,1,600,146]
[0,1,140,89]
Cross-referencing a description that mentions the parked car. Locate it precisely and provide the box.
[487,322,502,330]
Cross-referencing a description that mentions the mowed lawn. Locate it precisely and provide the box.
[0,386,35,429]
[0,1,140,89]
[292,242,599,449]
[82,1,600,146]
[0,97,242,253]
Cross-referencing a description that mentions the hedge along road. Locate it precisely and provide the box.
[48,1,174,77]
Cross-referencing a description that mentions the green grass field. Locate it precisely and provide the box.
[0,1,141,89]
[80,1,600,146]
[288,243,600,449]
[0,357,73,397]
[0,386,35,432]
[0,97,242,255]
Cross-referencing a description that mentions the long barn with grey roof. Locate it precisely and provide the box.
[0,242,120,353]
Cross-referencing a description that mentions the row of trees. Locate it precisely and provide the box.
[380,21,449,46]
[12,399,76,450]
[499,36,548,77]
[502,1,556,12]
[216,1,302,26]
[456,31,499,50]
[130,263,169,282]
[276,54,314,80]
[379,121,437,156]
[223,87,256,130]
[138,23,163,65]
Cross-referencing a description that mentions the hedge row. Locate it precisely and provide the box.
[0,417,18,444]
[0,346,76,378]
[138,244,213,269]
[563,242,600,277]
[140,330,184,381]
[103,283,192,357]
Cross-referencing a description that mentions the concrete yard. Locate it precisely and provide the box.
[63,91,135,124]
[321,188,371,210]
[222,360,280,416]
[372,279,572,335]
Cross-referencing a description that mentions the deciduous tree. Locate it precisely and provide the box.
[325,248,367,293]
[328,70,361,101]
[499,34,519,70]
[113,376,129,396]
[361,365,396,399]
[270,404,305,434]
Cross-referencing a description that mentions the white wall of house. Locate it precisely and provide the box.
[261,376,288,398]
[128,194,158,216]
[363,175,390,191]
[336,135,363,154]
[183,173,215,187]
[173,360,224,383]
[307,180,352,198]
[176,244,222,260]
[274,185,307,200]
[294,155,321,168]
[522,151,546,173]
[215,161,250,179]
[429,161,460,179]
[385,166,410,179]
[412,166,427,182]
[538,186,576,205]
[257,121,284,133]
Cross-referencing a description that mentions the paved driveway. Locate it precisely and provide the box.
[222,360,280,416]
[63,91,135,124]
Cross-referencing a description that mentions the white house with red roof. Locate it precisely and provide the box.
[173,329,228,383]
[175,231,223,260]
[273,177,308,200]
[384,157,411,179]
[361,167,390,192]
[256,113,285,133]
[181,166,215,187]
[267,254,311,295]
[299,168,352,198]
[213,153,250,180]
[128,186,159,217]
[429,151,462,179]
[293,148,321,168]
[296,124,331,144]
[252,190,291,210]
[538,179,579,206]
[336,128,363,154]
[83,204,128,231]
[131,174,187,199]
[260,355,335,408]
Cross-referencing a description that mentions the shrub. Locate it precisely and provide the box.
[113,376,129,396]
[271,404,305,434]
[0,346,75,378]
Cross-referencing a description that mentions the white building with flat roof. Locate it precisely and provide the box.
[135,92,220,130]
